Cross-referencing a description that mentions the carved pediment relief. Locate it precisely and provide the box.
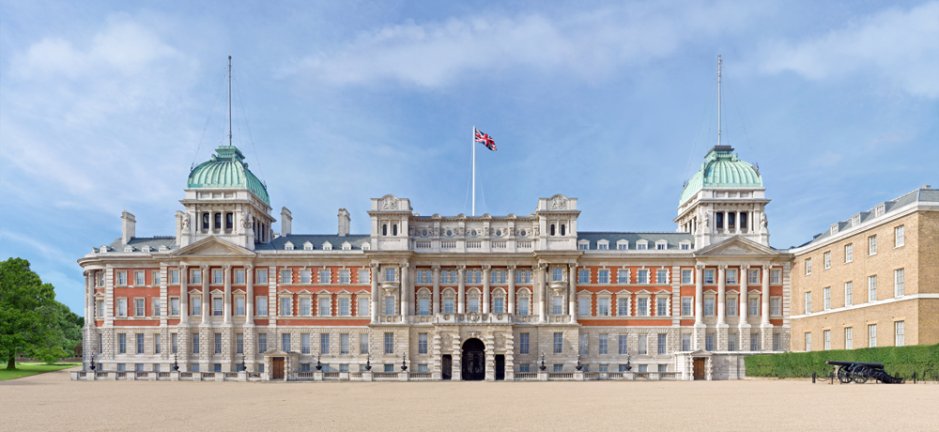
[172,236,255,258]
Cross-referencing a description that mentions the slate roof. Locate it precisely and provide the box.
[577,231,693,250]
[256,234,370,251]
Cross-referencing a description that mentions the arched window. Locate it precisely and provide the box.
[560,224,566,236]
[392,224,398,236]
[550,224,556,236]
[517,289,531,316]
[201,212,210,232]
[382,224,388,236]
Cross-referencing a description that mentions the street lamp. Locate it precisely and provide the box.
[365,354,372,371]
[315,354,322,371]
[89,353,96,372]
[575,354,583,371]
[241,353,247,372]
[539,353,547,371]
[625,353,632,372]
[400,353,408,371]
[173,354,180,372]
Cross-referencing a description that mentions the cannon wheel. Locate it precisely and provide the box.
[852,366,869,384]
[837,366,852,383]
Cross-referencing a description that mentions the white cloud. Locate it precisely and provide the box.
[282,2,763,88]
[759,1,939,97]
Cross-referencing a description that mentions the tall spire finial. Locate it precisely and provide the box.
[717,54,722,147]
[228,55,233,147]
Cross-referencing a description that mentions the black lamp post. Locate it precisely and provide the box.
[400,353,408,372]
[575,355,583,371]
[241,353,247,372]
[89,353,96,372]
[173,354,180,372]
[625,353,632,372]
[365,354,372,371]
[315,354,322,371]
[539,353,547,371]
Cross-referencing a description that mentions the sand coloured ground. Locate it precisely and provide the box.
[2,369,938,432]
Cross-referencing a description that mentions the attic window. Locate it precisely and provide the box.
[142,245,152,253]
[851,214,862,226]
[303,242,313,251]
[655,241,667,250]
[830,224,839,235]
[323,242,333,251]
[874,204,885,217]
[616,240,628,251]
[284,241,294,251]
[123,245,134,253]
[341,242,352,251]
[361,242,371,251]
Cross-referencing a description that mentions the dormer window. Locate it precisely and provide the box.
[341,242,351,251]
[655,240,667,250]
[577,240,589,251]
[284,241,294,251]
[637,240,648,250]
[597,240,609,250]
[323,242,333,251]
[303,241,313,251]
[616,240,628,251]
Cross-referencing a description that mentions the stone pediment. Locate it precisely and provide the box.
[171,236,256,258]
[695,236,777,258]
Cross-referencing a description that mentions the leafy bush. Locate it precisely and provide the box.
[745,344,939,378]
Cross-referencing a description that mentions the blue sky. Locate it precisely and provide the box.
[2,0,938,314]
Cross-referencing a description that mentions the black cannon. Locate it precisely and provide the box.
[826,361,904,384]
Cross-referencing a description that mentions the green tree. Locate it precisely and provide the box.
[0,258,63,369]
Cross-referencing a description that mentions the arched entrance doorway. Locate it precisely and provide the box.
[461,338,485,381]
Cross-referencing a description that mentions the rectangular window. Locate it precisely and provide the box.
[339,269,351,284]
[444,296,456,314]
[726,296,737,316]
[551,268,563,282]
[657,334,667,355]
[637,297,649,317]
[256,296,268,317]
[357,269,370,285]
[517,296,529,316]
[170,269,179,284]
[299,297,313,317]
[234,296,245,316]
[300,333,311,354]
[803,292,812,314]
[152,298,162,317]
[578,296,590,317]
[212,297,223,316]
[551,296,563,315]
[116,271,128,286]
[637,269,649,284]
[598,297,610,316]
[418,297,430,316]
[681,297,692,316]
[823,330,831,350]
[656,269,669,284]
[134,271,145,286]
[339,297,351,316]
[682,269,693,284]
[357,296,369,317]
[135,333,144,354]
[618,335,628,354]
[895,225,905,247]
[280,297,292,317]
[467,296,480,313]
[804,332,812,352]
[384,268,398,282]
[823,287,831,311]
[770,269,782,284]
[704,297,715,316]
[300,269,312,284]
[616,297,629,316]
[96,299,104,318]
[804,258,812,275]
[493,296,505,314]
[617,269,629,284]
[234,269,245,284]
[577,269,590,284]
[748,296,759,317]
[117,298,128,317]
[598,334,609,354]
[597,269,610,284]
[868,235,877,256]
[770,297,782,316]
[844,327,853,349]
[320,333,330,354]
[868,324,877,347]
[844,282,853,307]
[134,298,145,317]
[192,333,200,354]
[681,334,692,352]
[258,333,267,353]
[280,333,291,352]
[519,333,530,354]
[844,244,854,263]
[823,252,831,270]
[868,275,877,302]
[214,333,222,354]
[384,296,395,315]
[656,297,668,317]
[894,321,905,347]
[190,269,202,284]
[340,333,350,354]
[704,269,715,284]
[317,297,331,316]
[255,268,268,284]
[118,333,127,354]
[235,333,244,354]
[726,269,737,284]
[748,269,760,285]
[384,332,394,354]
[211,269,223,284]
[280,269,292,284]
[171,333,178,354]
[894,269,905,297]
[514,270,532,284]
[706,334,715,351]
[638,334,648,355]
[418,333,428,354]
[318,269,331,284]
[170,297,180,316]
[553,332,563,354]
[359,334,369,354]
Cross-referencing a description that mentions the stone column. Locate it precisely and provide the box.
[693,264,704,350]
[537,264,547,323]
[432,266,440,315]
[159,265,168,362]
[739,265,750,351]
[457,267,465,315]
[83,271,93,369]
[507,266,516,315]
[760,264,773,351]
[370,264,379,323]
[223,265,232,324]
[716,265,728,351]
[482,266,491,315]
[568,263,577,322]
[399,263,409,320]
[180,265,189,325]
[246,265,254,325]
[201,265,210,324]
[199,264,210,371]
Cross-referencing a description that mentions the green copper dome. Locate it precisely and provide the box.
[188,146,270,206]
[679,145,762,205]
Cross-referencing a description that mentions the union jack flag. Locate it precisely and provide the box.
[474,128,497,151]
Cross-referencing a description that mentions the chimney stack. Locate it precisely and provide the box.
[281,207,292,236]
[338,208,351,237]
[121,210,136,245]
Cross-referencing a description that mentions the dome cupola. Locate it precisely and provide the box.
[679,145,762,206]
[188,146,270,206]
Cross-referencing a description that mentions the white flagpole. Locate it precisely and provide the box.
[471,126,476,216]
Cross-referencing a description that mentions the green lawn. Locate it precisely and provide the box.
[0,362,81,381]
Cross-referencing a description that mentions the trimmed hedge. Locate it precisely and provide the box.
[745,344,939,378]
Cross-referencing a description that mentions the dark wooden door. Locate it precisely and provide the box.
[441,355,452,380]
[495,355,505,380]
[272,357,285,380]
[693,358,706,380]
[461,338,485,381]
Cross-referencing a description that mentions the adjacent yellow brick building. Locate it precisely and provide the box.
[790,186,939,351]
